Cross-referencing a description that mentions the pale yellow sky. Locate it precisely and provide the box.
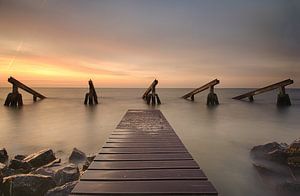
[0,0,299,88]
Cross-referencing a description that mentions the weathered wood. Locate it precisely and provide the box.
[80,169,208,181]
[94,153,193,161]
[71,180,217,195]
[84,79,98,105]
[142,79,158,99]
[4,77,45,107]
[103,143,184,148]
[99,147,188,154]
[182,79,220,99]
[232,79,293,106]
[89,160,200,170]
[232,79,293,100]
[142,79,161,105]
[72,109,218,195]
[8,77,46,99]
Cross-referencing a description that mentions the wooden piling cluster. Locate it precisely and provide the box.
[1,76,296,107]
[142,79,161,105]
[232,79,294,106]
[71,109,218,195]
[84,80,98,105]
[182,79,220,106]
[4,77,46,107]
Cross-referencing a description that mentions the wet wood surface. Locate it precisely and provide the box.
[71,109,218,195]
[232,79,293,100]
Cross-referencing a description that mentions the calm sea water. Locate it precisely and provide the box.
[0,88,299,196]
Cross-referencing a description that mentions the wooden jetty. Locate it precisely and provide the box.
[71,109,218,195]
[232,79,293,106]
[84,79,98,105]
[182,79,220,106]
[142,79,161,105]
[4,77,46,107]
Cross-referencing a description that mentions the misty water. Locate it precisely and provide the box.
[0,88,299,196]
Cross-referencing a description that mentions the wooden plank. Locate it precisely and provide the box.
[182,79,219,99]
[99,147,188,154]
[8,77,46,99]
[72,110,218,195]
[113,129,172,132]
[111,132,176,135]
[109,135,179,139]
[71,180,217,195]
[81,169,207,181]
[232,79,294,100]
[88,160,199,170]
[106,139,182,143]
[94,153,192,161]
[103,143,183,148]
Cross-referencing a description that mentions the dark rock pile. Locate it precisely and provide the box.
[0,147,95,196]
[250,139,300,193]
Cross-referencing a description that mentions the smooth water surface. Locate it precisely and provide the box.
[0,88,299,196]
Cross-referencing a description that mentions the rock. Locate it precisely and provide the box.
[23,149,56,168]
[250,142,288,162]
[2,174,56,196]
[54,164,80,186]
[268,149,288,164]
[0,162,6,171]
[9,159,32,173]
[87,154,96,163]
[286,139,300,167]
[82,154,96,171]
[0,148,8,163]
[42,158,61,168]
[69,148,86,163]
[45,181,78,196]
[82,161,90,171]
[32,167,56,178]
[14,155,26,160]
[0,171,3,195]
[0,162,15,177]
[279,180,300,192]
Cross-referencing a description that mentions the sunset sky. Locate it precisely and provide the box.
[0,0,299,87]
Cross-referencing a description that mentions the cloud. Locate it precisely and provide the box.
[0,0,299,87]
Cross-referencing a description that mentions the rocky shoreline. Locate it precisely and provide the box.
[250,139,300,194]
[0,148,95,196]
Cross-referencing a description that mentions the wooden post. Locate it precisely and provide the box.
[277,86,291,106]
[84,80,98,105]
[142,79,161,105]
[232,79,293,106]
[4,77,45,107]
[182,79,220,106]
[207,86,219,106]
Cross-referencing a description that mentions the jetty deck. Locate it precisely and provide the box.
[71,109,218,195]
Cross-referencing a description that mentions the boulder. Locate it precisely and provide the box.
[87,154,96,163]
[279,180,300,192]
[14,155,26,160]
[2,174,56,196]
[69,148,86,163]
[9,159,32,173]
[268,149,288,164]
[54,164,80,186]
[32,167,56,179]
[0,162,16,177]
[0,148,8,163]
[82,154,96,171]
[45,181,78,196]
[0,171,3,195]
[23,149,56,168]
[0,162,6,172]
[250,142,288,162]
